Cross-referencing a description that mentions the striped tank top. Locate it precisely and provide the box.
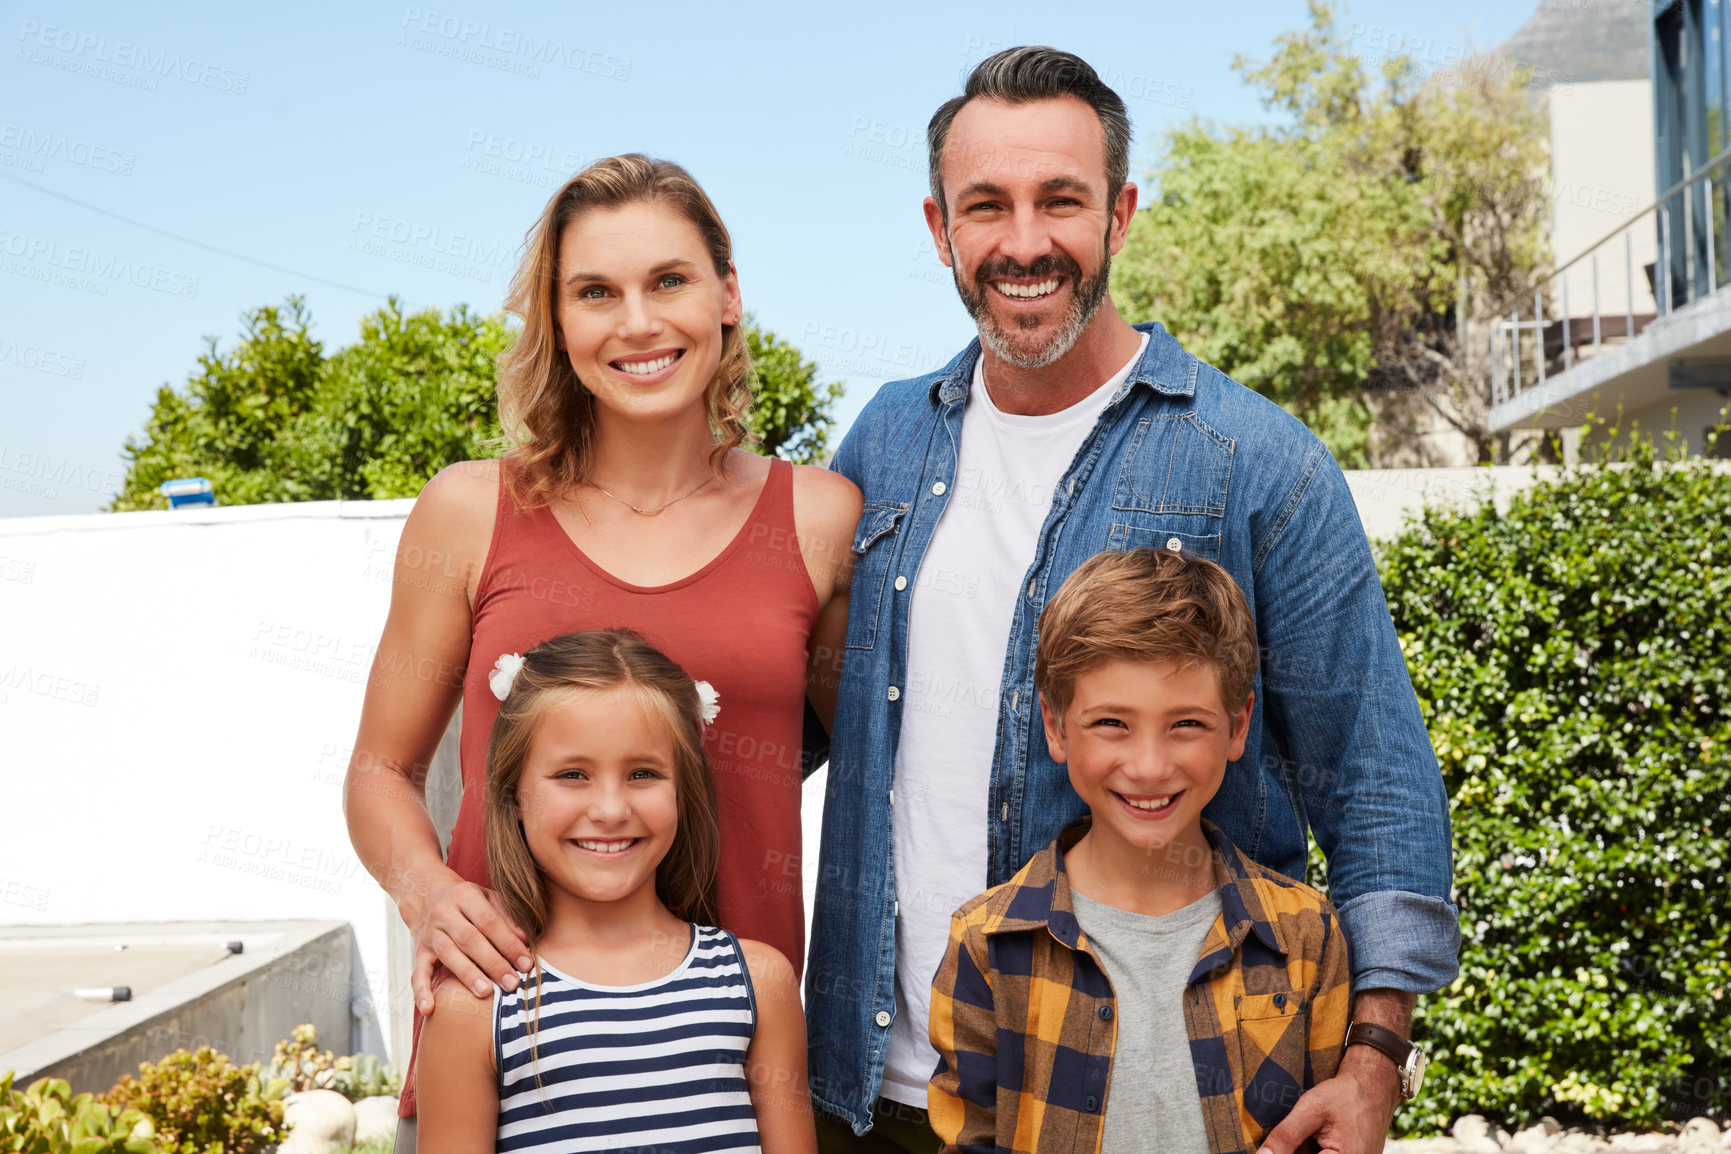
[494,924,760,1152]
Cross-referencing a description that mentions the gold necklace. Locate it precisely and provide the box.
[587,474,714,516]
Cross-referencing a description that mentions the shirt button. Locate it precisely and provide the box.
[875,1010,892,1028]
[887,686,901,702]
[894,575,908,591]
[1098,1004,1112,1020]
[1085,1095,1099,1112]
[1273,993,1287,1009]
[931,481,947,496]
[1166,537,1183,552]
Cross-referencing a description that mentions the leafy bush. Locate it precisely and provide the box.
[266,1025,400,1102]
[1,1073,160,1153]
[103,1048,283,1154]
[1379,435,1731,1133]
[111,296,843,510]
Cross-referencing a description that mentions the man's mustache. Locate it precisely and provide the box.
[970,253,1082,284]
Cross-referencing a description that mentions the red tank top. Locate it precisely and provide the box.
[402,457,817,1116]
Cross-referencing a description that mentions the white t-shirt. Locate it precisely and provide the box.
[880,335,1148,1106]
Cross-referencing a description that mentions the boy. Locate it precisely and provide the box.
[927,547,1352,1154]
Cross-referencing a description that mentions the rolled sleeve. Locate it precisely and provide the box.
[1335,889,1462,994]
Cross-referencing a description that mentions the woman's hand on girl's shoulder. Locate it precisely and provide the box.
[415,973,501,1154]
[738,939,817,1154]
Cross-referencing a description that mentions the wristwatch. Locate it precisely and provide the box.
[1343,1021,1426,1101]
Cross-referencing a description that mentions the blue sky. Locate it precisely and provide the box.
[0,1,1535,516]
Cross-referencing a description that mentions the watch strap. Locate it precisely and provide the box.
[1343,1021,1413,1067]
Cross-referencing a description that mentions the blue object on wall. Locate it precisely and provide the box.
[159,477,215,508]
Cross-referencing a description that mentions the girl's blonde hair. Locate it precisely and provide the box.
[483,629,722,940]
[495,154,754,509]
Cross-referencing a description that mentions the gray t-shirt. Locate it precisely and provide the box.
[1069,886,1223,1154]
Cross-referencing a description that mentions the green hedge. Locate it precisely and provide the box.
[1379,437,1731,1133]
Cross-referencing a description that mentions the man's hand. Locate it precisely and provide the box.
[1256,1044,1401,1154]
[1257,988,1414,1154]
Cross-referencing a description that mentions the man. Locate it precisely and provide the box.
[808,47,1457,1154]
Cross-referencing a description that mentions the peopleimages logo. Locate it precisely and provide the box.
[15,20,250,94]
[0,230,200,299]
[399,8,631,80]
[0,123,135,175]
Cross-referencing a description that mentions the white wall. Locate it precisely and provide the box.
[0,500,414,1058]
[1549,80,1656,325]
[0,470,1544,1064]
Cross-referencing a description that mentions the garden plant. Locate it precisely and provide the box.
[1380,431,1731,1134]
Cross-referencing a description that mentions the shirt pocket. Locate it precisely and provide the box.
[1234,990,1311,1138]
[845,501,909,651]
[1104,412,1233,561]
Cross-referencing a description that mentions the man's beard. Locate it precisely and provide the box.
[951,238,1112,369]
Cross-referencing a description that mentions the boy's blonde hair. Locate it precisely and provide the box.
[1035,548,1258,719]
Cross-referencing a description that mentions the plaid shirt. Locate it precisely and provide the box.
[927,818,1351,1154]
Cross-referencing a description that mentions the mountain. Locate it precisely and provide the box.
[1494,0,1649,84]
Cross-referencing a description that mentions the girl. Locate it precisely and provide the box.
[416,629,816,1153]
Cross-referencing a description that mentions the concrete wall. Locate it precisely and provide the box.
[0,921,357,1094]
[0,471,1546,1067]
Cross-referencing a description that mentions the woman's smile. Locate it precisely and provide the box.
[608,347,685,384]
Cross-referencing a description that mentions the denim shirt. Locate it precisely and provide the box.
[805,322,1459,1133]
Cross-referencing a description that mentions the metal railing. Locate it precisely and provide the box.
[1493,139,1731,407]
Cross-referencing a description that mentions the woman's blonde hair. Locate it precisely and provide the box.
[483,629,722,942]
[495,154,754,508]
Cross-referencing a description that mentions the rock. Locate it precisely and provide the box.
[1388,1140,1463,1153]
[1555,1133,1610,1154]
[352,1095,400,1144]
[1452,1115,1504,1154]
[1510,1124,1555,1152]
[1455,1117,1493,1143]
[1538,1119,1564,1137]
[1607,1133,1674,1153]
[278,1089,357,1154]
[1681,1120,1721,1154]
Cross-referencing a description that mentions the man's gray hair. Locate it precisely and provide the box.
[926,46,1131,219]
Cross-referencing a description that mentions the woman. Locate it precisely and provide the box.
[343,154,861,1141]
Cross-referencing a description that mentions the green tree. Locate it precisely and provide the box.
[298,299,509,499]
[113,298,841,509]
[745,315,844,463]
[1112,0,1549,465]
[113,297,327,508]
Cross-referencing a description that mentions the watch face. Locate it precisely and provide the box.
[1404,1047,1427,1100]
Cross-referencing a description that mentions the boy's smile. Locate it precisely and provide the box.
[1042,657,1253,908]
